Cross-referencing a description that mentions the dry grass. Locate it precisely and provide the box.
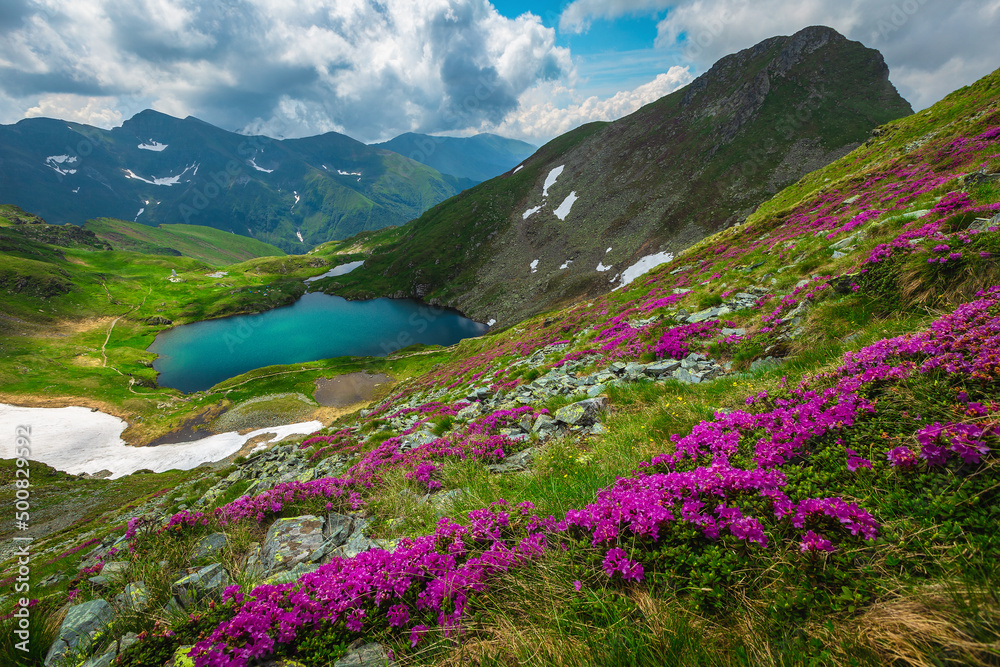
[835,584,1000,667]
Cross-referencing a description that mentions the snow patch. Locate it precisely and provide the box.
[138,141,168,151]
[559,260,573,270]
[72,187,80,194]
[248,157,273,173]
[296,230,304,243]
[123,163,197,186]
[487,318,497,326]
[512,165,523,174]
[606,247,612,253]
[45,155,78,176]
[304,261,365,283]
[596,262,613,272]
[553,191,578,220]
[542,165,564,197]
[617,251,675,287]
[522,206,541,220]
[0,403,321,479]
[134,208,144,221]
[530,259,539,273]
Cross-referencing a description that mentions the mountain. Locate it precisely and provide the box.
[0,111,473,252]
[325,26,913,325]
[372,132,537,183]
[4,60,1000,667]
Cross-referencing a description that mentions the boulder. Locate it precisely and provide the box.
[261,515,326,574]
[532,414,558,435]
[172,564,230,609]
[309,513,356,563]
[644,360,681,377]
[191,533,228,563]
[45,599,114,666]
[114,581,149,611]
[398,430,438,452]
[554,397,607,426]
[334,642,395,667]
[486,447,535,474]
[99,561,130,578]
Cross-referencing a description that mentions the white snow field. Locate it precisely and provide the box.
[0,404,321,479]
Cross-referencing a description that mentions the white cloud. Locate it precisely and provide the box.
[0,0,573,142]
[492,66,692,143]
[560,0,1000,111]
[24,94,123,127]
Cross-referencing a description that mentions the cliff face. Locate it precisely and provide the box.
[328,26,913,326]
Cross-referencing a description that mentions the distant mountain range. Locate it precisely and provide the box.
[0,113,533,252]
[325,26,915,325]
[372,133,536,184]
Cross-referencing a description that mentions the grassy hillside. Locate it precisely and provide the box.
[4,64,1000,667]
[84,218,285,266]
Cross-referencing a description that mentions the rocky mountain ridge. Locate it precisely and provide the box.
[325,26,913,326]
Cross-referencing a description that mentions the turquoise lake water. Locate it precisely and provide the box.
[149,293,489,392]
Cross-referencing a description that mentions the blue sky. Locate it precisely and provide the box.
[0,0,997,144]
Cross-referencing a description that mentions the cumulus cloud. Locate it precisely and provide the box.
[560,0,1000,111]
[24,94,124,127]
[0,0,573,142]
[492,66,693,144]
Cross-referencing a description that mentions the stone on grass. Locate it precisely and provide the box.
[334,642,395,667]
[554,397,607,426]
[261,515,326,574]
[190,533,228,563]
[45,599,114,666]
[172,563,230,609]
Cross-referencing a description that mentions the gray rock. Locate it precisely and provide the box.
[99,561,130,579]
[456,405,480,420]
[687,308,720,323]
[172,564,230,609]
[87,576,109,589]
[644,360,681,377]
[532,414,558,435]
[334,642,395,667]
[750,356,784,371]
[486,447,535,474]
[45,599,114,666]
[191,532,228,563]
[554,397,607,426]
[832,250,849,259]
[38,572,67,588]
[398,430,438,452]
[262,562,321,585]
[829,233,859,250]
[262,515,327,574]
[242,543,264,579]
[114,581,149,611]
[674,368,703,384]
[586,384,606,397]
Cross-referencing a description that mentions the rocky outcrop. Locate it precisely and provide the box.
[45,599,115,666]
